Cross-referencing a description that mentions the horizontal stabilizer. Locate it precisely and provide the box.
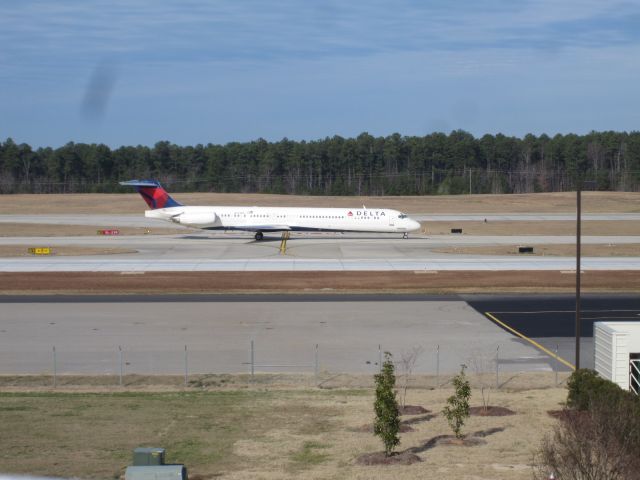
[119,180,161,188]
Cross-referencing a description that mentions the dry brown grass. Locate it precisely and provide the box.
[1,270,640,295]
[2,220,639,237]
[0,245,138,257]
[433,244,640,257]
[0,372,568,480]
[423,220,640,236]
[2,191,639,214]
[0,223,185,237]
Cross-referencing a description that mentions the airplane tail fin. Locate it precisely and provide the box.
[120,180,183,209]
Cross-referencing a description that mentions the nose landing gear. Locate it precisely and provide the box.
[402,232,409,239]
[254,231,264,241]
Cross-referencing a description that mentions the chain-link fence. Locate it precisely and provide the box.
[0,340,570,389]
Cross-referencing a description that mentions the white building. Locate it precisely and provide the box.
[594,321,640,394]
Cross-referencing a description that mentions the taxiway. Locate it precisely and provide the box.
[1,231,640,271]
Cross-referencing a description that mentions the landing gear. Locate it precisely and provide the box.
[402,232,409,239]
[254,231,264,241]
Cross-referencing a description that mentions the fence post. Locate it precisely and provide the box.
[555,344,559,386]
[436,344,440,388]
[119,345,123,386]
[314,344,319,380]
[250,340,255,380]
[495,345,500,389]
[184,345,188,387]
[53,346,57,388]
[378,344,382,372]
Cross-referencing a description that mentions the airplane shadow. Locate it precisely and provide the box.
[179,235,280,243]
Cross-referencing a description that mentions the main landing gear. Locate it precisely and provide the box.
[254,231,264,241]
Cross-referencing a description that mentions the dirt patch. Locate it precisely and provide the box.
[547,409,588,422]
[433,244,640,257]
[399,405,430,415]
[2,191,639,214]
[355,451,422,466]
[0,245,137,257]
[1,270,639,294]
[469,406,516,416]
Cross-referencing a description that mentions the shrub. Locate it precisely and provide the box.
[535,396,640,480]
[536,368,640,479]
[373,352,400,456]
[566,368,625,411]
[443,364,471,439]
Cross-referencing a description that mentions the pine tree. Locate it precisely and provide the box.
[374,352,400,456]
[443,364,471,439]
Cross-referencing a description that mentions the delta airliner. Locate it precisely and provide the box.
[121,180,421,240]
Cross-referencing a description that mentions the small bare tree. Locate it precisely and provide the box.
[397,345,424,408]
[468,350,494,413]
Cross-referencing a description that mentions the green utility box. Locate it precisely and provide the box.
[133,447,166,466]
[125,465,187,480]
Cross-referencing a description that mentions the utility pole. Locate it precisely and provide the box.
[575,183,581,370]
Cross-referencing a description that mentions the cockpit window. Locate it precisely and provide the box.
[398,213,407,219]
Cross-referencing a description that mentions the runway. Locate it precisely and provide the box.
[1,232,640,271]
[2,253,640,272]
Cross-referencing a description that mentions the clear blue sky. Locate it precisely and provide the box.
[1,0,639,148]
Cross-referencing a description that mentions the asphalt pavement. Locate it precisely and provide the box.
[1,294,637,374]
[466,294,640,370]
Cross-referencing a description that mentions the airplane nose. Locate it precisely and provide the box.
[408,219,421,232]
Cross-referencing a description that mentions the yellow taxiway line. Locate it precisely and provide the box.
[484,312,575,370]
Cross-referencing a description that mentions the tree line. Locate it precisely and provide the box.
[1,130,639,195]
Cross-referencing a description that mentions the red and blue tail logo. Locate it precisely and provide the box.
[119,180,183,209]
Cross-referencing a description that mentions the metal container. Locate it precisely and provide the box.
[133,447,165,466]
[125,465,187,480]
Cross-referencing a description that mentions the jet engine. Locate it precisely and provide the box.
[172,211,217,227]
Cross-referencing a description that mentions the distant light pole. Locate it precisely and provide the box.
[575,184,582,370]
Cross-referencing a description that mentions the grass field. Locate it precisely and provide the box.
[0,245,137,257]
[0,373,567,480]
[0,223,184,237]
[1,220,639,238]
[423,220,640,236]
[433,244,640,257]
[1,191,639,214]
[1,270,640,294]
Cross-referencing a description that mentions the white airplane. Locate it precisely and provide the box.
[121,180,421,240]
